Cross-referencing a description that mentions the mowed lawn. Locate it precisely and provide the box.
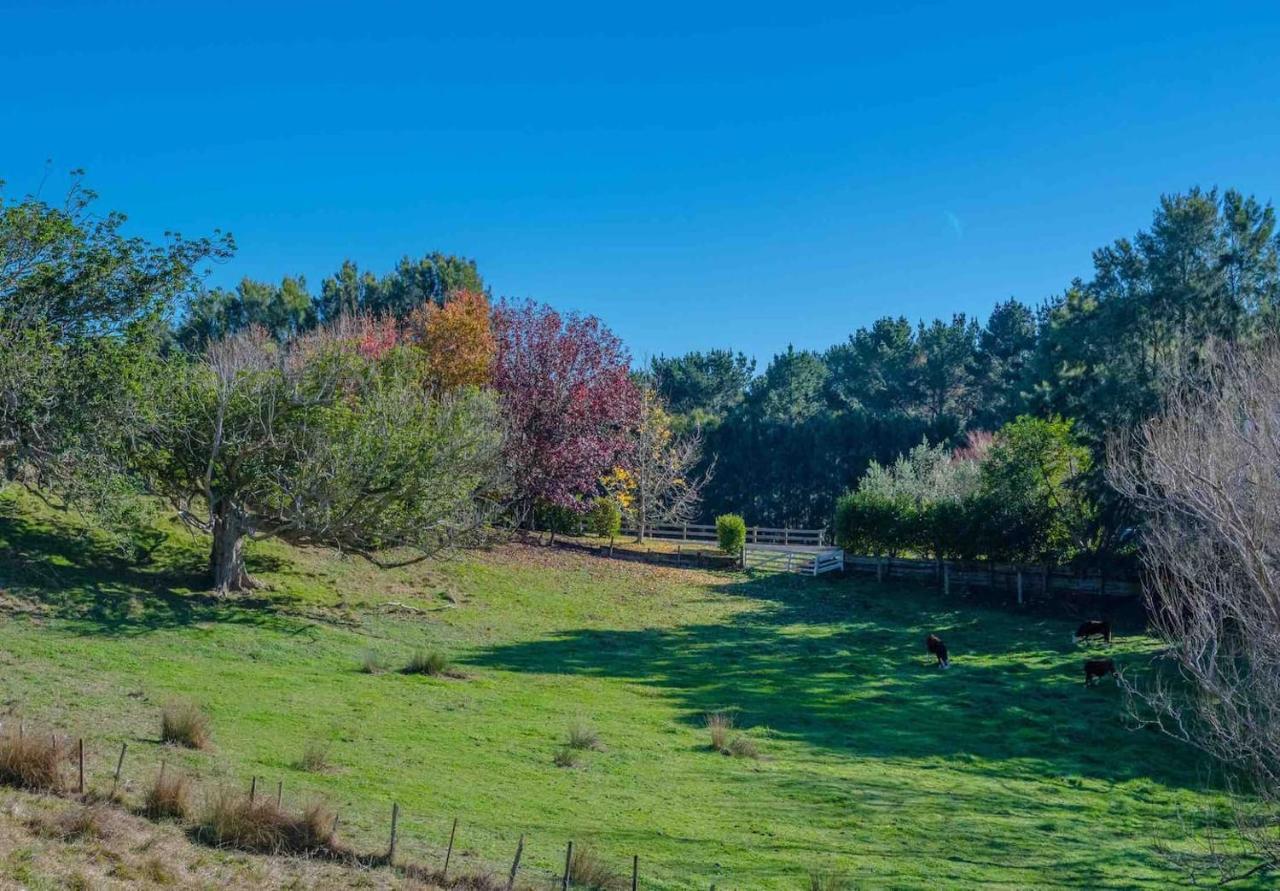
[0,491,1248,889]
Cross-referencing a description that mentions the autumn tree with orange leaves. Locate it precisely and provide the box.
[407,290,496,391]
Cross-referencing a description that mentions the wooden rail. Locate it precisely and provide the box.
[843,554,1138,598]
[622,523,827,547]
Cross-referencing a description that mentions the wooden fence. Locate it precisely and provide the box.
[622,522,827,547]
[743,546,845,576]
[843,554,1139,600]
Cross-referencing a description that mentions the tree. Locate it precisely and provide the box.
[626,388,713,541]
[916,314,979,424]
[316,253,484,321]
[177,275,315,348]
[405,289,495,391]
[132,323,505,592]
[491,299,641,517]
[824,317,919,415]
[649,349,755,420]
[971,299,1037,429]
[1110,337,1280,882]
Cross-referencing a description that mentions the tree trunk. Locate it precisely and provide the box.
[210,499,256,594]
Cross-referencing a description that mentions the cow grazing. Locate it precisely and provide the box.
[1073,619,1112,645]
[1084,658,1116,686]
[925,634,950,669]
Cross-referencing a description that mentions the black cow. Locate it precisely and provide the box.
[925,634,950,669]
[1084,658,1116,686]
[1074,619,1112,644]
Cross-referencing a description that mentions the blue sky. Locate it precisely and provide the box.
[3,1,1279,365]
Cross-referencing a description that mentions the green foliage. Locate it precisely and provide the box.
[716,513,746,553]
[316,253,484,321]
[176,275,316,349]
[650,349,755,420]
[586,497,622,538]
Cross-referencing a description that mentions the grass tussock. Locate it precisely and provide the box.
[403,649,455,677]
[568,844,626,890]
[142,767,192,820]
[553,746,582,768]
[0,728,66,791]
[26,804,114,841]
[359,650,387,674]
[160,701,210,749]
[402,864,505,890]
[197,787,337,855]
[808,870,853,891]
[566,719,604,752]
[297,740,332,773]
[727,735,761,759]
[704,711,734,753]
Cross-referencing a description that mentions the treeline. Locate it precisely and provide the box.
[648,188,1280,566]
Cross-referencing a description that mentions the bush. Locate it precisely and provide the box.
[716,514,746,554]
[553,746,581,768]
[0,729,66,791]
[297,740,332,773]
[197,788,336,854]
[359,650,387,674]
[143,767,192,820]
[403,649,452,676]
[809,869,853,891]
[586,497,622,538]
[160,701,210,749]
[567,719,604,752]
[727,735,761,759]
[568,844,626,890]
[705,712,734,752]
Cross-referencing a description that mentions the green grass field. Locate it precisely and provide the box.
[0,490,1251,889]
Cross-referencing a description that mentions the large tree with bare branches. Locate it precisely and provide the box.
[1110,337,1280,882]
[132,320,506,593]
[625,388,713,542]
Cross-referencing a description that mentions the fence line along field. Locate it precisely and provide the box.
[0,490,1259,889]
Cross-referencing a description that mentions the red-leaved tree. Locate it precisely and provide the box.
[492,299,641,518]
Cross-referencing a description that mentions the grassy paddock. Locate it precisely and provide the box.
[0,490,1256,889]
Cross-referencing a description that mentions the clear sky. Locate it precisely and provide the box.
[3,1,1279,366]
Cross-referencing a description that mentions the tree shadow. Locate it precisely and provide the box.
[468,569,1208,792]
[0,498,305,637]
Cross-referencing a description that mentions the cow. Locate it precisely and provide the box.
[925,634,950,669]
[1084,658,1116,686]
[1073,619,1112,645]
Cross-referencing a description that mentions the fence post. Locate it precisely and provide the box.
[1016,569,1024,605]
[77,738,84,795]
[944,563,951,597]
[506,834,525,890]
[110,742,127,799]
[387,802,399,864]
[276,779,283,808]
[249,776,257,804]
[562,840,573,890]
[632,854,639,891]
[443,817,458,880]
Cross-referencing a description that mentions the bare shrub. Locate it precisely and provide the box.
[568,844,626,890]
[0,729,66,791]
[705,712,733,753]
[197,787,336,854]
[566,719,603,752]
[160,701,210,749]
[143,767,192,820]
[1109,336,1280,880]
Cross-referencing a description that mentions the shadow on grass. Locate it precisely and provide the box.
[0,496,304,637]
[469,568,1206,793]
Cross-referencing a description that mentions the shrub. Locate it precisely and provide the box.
[553,746,581,769]
[142,768,192,820]
[568,844,626,890]
[297,740,332,773]
[566,719,604,752]
[716,513,746,554]
[809,869,853,891]
[197,788,336,854]
[727,735,761,759]
[359,650,387,674]
[586,497,622,538]
[160,701,210,749]
[705,712,734,753]
[0,730,66,791]
[403,649,451,676]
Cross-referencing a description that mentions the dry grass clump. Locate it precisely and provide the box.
[197,787,337,855]
[296,740,332,773]
[402,865,505,890]
[160,701,211,749]
[142,767,192,820]
[568,844,626,890]
[0,728,66,791]
[705,711,734,753]
[359,649,387,674]
[403,649,453,677]
[566,719,604,752]
[26,804,114,841]
[727,735,761,759]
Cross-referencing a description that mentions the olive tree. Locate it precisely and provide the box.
[133,322,506,592]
